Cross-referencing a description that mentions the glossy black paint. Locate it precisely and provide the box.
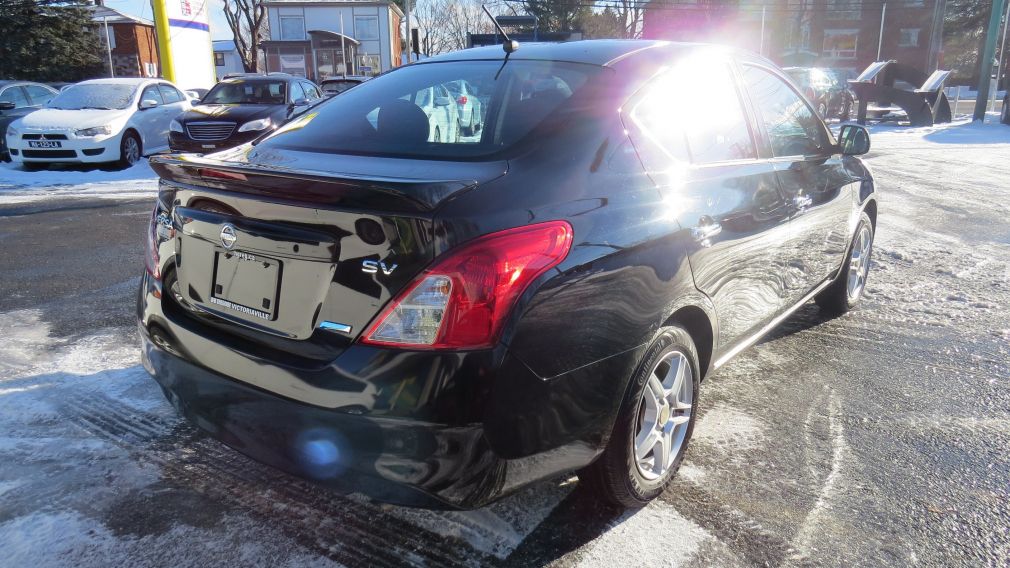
[139,40,877,509]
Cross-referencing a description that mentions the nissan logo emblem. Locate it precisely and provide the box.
[220,224,238,249]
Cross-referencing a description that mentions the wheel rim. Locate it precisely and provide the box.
[123,136,140,164]
[846,224,873,301]
[634,350,694,481]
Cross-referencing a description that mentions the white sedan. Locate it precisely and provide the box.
[5,78,190,169]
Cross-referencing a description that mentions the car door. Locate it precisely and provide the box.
[155,84,188,151]
[740,64,857,305]
[626,58,793,351]
[135,84,166,153]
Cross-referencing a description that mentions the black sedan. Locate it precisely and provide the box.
[140,41,877,509]
[1,81,58,161]
[169,74,323,153]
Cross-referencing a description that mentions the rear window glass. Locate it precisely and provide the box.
[203,80,287,105]
[255,60,603,159]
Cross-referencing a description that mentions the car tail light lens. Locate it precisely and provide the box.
[457,95,467,105]
[145,208,161,280]
[361,221,573,350]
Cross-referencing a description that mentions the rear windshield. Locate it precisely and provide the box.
[203,80,287,105]
[321,80,360,95]
[255,60,604,159]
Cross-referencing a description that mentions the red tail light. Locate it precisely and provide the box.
[145,209,161,280]
[361,221,574,350]
[457,95,467,105]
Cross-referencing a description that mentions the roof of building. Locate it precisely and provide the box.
[213,40,237,53]
[261,0,403,17]
[90,5,154,27]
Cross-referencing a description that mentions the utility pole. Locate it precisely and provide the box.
[759,5,766,57]
[103,16,115,78]
[973,0,1009,121]
[405,0,411,64]
[926,0,947,71]
[877,2,887,61]
[340,14,347,77]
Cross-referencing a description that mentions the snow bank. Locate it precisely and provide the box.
[0,159,157,205]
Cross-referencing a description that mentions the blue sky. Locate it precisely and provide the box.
[103,0,234,41]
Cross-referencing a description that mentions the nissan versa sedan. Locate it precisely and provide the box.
[6,78,190,169]
[139,40,877,509]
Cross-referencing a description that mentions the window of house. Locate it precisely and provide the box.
[215,52,225,67]
[742,65,828,157]
[280,16,305,40]
[354,16,379,40]
[102,26,117,49]
[826,0,859,20]
[629,62,755,166]
[899,28,920,47]
[823,29,859,59]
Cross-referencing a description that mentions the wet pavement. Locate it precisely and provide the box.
[1,122,1008,566]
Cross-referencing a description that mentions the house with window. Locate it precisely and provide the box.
[643,0,943,74]
[213,40,246,79]
[90,4,160,78]
[260,0,403,81]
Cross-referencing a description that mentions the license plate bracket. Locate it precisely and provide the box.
[210,250,281,320]
[27,140,62,149]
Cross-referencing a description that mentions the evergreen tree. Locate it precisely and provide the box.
[0,0,105,81]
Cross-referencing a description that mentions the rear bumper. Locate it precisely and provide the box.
[137,272,625,508]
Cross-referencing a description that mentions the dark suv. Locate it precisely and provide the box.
[139,41,877,510]
[169,74,322,153]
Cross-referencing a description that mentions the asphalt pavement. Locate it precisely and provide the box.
[0,122,1008,566]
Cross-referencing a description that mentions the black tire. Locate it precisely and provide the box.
[816,211,874,315]
[578,326,700,508]
[118,130,142,169]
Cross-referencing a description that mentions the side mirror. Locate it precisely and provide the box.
[837,124,870,155]
[0,101,15,111]
[434,96,452,107]
[139,99,160,110]
[292,98,309,107]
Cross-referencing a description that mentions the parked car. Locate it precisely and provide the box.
[5,78,190,169]
[169,74,322,153]
[139,41,877,510]
[784,67,856,120]
[411,83,460,142]
[320,76,370,96]
[0,81,58,161]
[445,79,483,136]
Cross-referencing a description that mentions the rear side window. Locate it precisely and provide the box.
[159,84,183,103]
[24,85,55,106]
[630,62,755,165]
[290,81,306,102]
[742,65,828,157]
[255,60,603,160]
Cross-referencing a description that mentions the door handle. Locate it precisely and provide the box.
[691,218,722,243]
[793,195,813,210]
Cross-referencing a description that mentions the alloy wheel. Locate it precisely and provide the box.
[634,350,694,480]
[847,224,873,301]
[123,136,140,165]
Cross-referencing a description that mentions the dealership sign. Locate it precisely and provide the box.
[153,0,216,89]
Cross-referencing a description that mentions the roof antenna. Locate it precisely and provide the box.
[482,4,518,54]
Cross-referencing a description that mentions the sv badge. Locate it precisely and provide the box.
[361,259,397,275]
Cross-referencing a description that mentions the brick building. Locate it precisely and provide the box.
[643,0,945,75]
[91,4,161,78]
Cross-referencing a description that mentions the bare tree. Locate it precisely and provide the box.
[412,0,500,55]
[223,0,267,72]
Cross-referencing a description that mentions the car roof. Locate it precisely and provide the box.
[421,39,708,67]
[0,80,51,88]
[76,78,167,86]
[321,76,369,83]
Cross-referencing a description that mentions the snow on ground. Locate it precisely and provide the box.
[0,160,157,205]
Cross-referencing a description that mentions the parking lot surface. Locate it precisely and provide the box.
[1,119,1008,566]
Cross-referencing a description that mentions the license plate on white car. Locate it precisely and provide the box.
[28,141,62,149]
